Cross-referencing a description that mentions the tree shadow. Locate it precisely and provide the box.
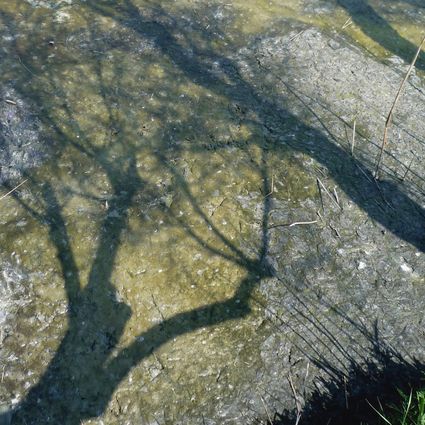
[86,0,425,251]
[0,1,423,424]
[273,322,425,425]
[252,270,425,424]
[337,0,425,71]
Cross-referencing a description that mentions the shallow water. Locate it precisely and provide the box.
[0,1,424,423]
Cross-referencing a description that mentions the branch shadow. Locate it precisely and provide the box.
[337,0,425,71]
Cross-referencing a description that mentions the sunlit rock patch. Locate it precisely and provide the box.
[0,87,47,184]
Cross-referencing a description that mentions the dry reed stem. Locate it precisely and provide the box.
[344,375,349,409]
[317,177,343,210]
[288,374,302,425]
[151,294,165,321]
[0,179,28,201]
[333,186,340,207]
[374,36,425,179]
[259,393,273,424]
[317,179,325,213]
[342,18,353,29]
[18,54,41,79]
[269,220,318,229]
[289,29,306,43]
[265,174,274,198]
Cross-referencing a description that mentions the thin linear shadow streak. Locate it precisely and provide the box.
[273,321,425,425]
[247,271,425,424]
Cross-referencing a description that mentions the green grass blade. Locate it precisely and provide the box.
[401,390,412,425]
[367,399,393,425]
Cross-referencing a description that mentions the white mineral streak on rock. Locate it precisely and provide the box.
[400,262,413,273]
